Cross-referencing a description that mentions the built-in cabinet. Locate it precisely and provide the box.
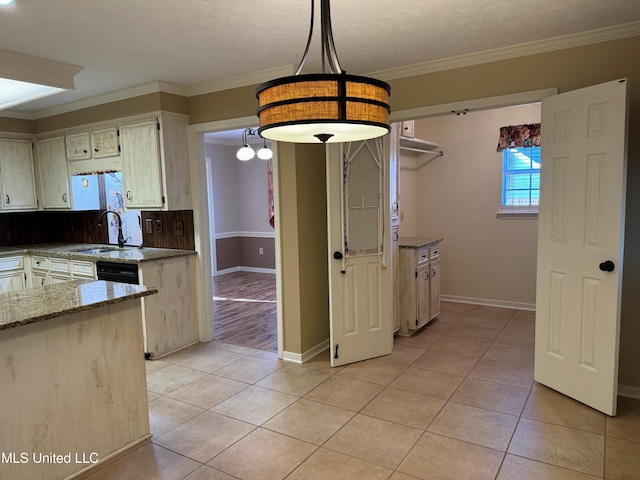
[66,128,119,160]
[139,255,197,358]
[0,256,26,293]
[120,115,191,211]
[0,111,191,214]
[35,136,71,209]
[30,255,96,287]
[120,121,164,209]
[0,139,38,211]
[398,238,442,336]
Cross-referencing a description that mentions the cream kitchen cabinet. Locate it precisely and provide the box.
[29,255,95,287]
[35,136,71,209]
[120,114,191,211]
[0,256,26,293]
[66,128,119,161]
[398,237,442,336]
[429,246,441,320]
[139,255,197,358]
[0,139,38,211]
[65,132,91,160]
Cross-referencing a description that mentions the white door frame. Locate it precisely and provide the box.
[188,115,284,354]
[186,89,557,358]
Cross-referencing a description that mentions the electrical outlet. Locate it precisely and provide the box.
[173,221,184,236]
[156,218,163,234]
[145,218,153,234]
[259,247,264,255]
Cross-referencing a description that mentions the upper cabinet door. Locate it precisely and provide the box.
[91,128,119,158]
[66,132,91,160]
[120,121,164,209]
[36,136,71,209]
[0,139,38,210]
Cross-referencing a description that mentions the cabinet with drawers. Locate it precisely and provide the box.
[30,255,96,287]
[0,255,26,293]
[398,237,442,336]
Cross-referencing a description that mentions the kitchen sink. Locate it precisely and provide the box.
[74,248,119,254]
[71,246,130,254]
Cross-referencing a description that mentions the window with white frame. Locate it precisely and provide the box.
[501,146,540,211]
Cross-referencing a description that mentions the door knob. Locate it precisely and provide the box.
[333,251,343,260]
[599,260,615,272]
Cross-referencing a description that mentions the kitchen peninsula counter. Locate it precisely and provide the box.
[0,280,155,480]
[0,279,157,330]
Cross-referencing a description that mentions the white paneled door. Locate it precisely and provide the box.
[326,139,393,367]
[535,79,629,416]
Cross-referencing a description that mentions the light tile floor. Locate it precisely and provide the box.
[84,302,640,480]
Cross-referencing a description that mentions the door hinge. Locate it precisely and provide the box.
[415,271,418,278]
[415,319,418,327]
[24,273,26,281]
[117,129,120,137]
[157,121,161,131]
[162,196,165,204]
[334,344,339,359]
[118,145,121,153]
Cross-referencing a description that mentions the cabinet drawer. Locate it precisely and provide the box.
[417,248,429,265]
[430,244,440,260]
[71,260,95,278]
[49,257,70,273]
[0,256,24,271]
[32,255,48,270]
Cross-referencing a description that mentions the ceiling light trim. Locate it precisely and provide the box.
[0,49,82,90]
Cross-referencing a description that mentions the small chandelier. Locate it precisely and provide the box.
[256,0,391,144]
[236,128,273,161]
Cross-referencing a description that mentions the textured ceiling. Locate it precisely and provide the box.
[1,0,640,115]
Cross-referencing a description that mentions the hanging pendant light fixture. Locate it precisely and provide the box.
[256,0,391,144]
[236,128,273,161]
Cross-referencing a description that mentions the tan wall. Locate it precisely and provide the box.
[408,104,541,306]
[277,142,329,355]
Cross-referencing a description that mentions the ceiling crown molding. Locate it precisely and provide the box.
[187,65,305,97]
[15,80,187,120]
[370,21,640,81]
[2,22,638,120]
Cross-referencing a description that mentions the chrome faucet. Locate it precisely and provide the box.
[98,210,126,248]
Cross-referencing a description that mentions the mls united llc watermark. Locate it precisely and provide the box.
[1,451,99,465]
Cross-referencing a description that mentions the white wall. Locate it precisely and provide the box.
[206,142,273,235]
[403,104,541,307]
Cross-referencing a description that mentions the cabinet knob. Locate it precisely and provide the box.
[83,149,88,154]
[5,195,9,204]
[126,190,131,200]
[333,251,343,260]
[94,148,99,152]
[62,193,67,202]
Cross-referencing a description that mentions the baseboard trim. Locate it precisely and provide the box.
[215,266,276,276]
[441,295,536,311]
[618,384,640,399]
[282,339,330,364]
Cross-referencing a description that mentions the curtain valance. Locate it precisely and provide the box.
[497,123,540,152]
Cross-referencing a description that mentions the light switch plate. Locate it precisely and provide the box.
[145,218,153,234]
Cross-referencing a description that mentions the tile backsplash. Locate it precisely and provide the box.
[0,210,195,250]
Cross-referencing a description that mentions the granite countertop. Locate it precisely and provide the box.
[0,279,157,330]
[398,236,443,248]
[0,243,196,263]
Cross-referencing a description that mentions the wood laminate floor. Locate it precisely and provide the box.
[212,271,277,352]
